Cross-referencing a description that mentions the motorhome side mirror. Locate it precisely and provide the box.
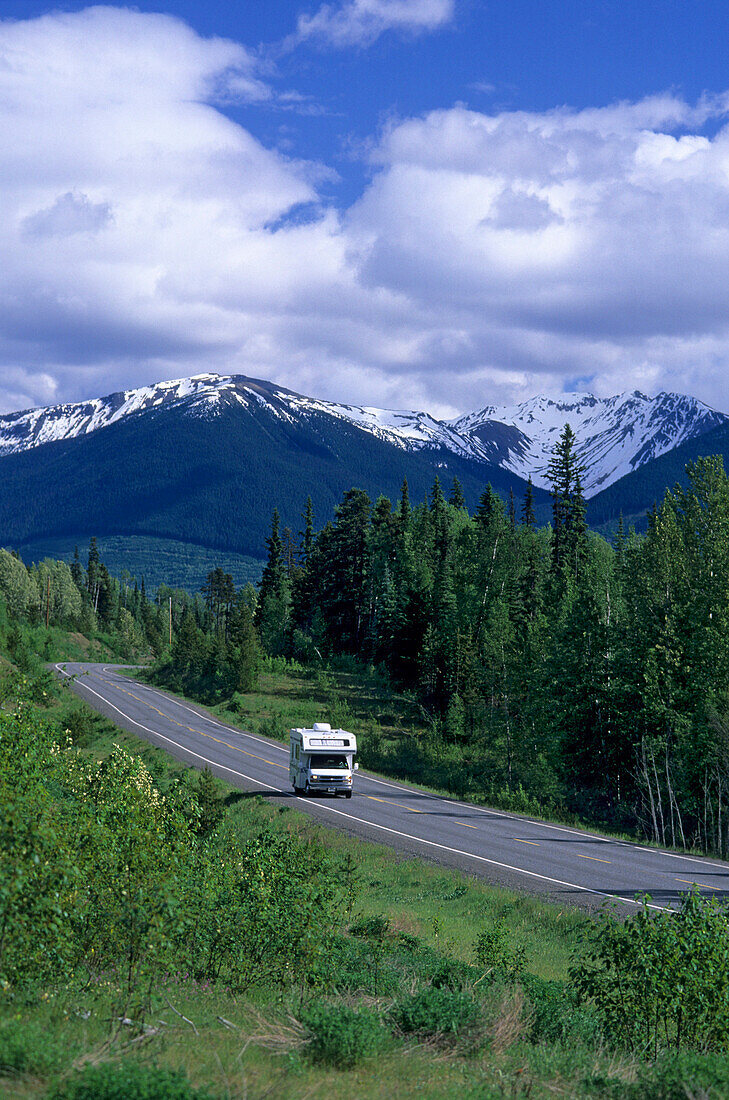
[354,763,359,770]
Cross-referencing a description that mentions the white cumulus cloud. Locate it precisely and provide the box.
[291,0,454,49]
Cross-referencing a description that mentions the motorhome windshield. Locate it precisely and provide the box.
[310,754,349,769]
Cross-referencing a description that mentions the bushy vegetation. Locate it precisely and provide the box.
[573,889,729,1056]
[302,1003,389,1067]
[0,673,344,1002]
[48,1064,215,1100]
[2,660,729,1095]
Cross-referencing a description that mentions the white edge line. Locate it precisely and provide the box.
[57,664,670,913]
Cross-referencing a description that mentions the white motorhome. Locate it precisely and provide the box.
[289,722,358,798]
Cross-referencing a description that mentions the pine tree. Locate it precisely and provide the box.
[522,477,536,528]
[228,597,261,692]
[87,537,100,603]
[315,488,372,653]
[547,423,587,577]
[429,476,446,516]
[70,546,84,591]
[476,484,499,528]
[194,767,225,834]
[449,476,466,510]
[399,478,411,522]
[508,488,516,529]
[256,508,291,654]
[301,496,315,566]
[256,508,284,621]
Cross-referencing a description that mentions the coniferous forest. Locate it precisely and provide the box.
[244,429,729,857]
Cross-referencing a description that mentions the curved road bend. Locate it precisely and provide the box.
[55,662,729,914]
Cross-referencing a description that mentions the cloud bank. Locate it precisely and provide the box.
[3,7,729,416]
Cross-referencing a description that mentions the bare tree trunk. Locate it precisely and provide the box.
[650,743,666,845]
[640,739,660,843]
[502,659,512,792]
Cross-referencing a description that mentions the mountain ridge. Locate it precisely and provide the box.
[1,373,725,498]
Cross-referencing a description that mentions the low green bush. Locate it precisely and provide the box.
[349,914,390,939]
[48,1061,215,1099]
[391,987,481,1039]
[633,1052,729,1099]
[302,1002,390,1068]
[474,917,527,982]
[585,1052,729,1099]
[522,975,601,1047]
[0,1019,71,1077]
[324,931,475,997]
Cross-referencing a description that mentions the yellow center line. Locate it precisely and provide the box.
[368,795,427,813]
[577,854,612,864]
[455,821,478,829]
[515,839,540,846]
[103,681,289,770]
[676,878,721,891]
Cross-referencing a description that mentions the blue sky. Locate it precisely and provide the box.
[2,0,729,415]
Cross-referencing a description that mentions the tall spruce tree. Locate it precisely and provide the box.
[547,423,588,577]
[449,476,466,510]
[256,508,291,654]
[301,497,315,566]
[522,477,536,528]
[475,484,499,528]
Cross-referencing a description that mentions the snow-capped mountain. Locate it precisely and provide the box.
[0,373,482,463]
[0,374,725,497]
[452,391,728,496]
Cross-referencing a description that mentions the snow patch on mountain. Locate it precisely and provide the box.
[452,391,728,496]
[0,374,725,497]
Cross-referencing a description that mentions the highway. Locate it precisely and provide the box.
[55,662,729,913]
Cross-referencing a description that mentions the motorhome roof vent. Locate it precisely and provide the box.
[312,722,331,732]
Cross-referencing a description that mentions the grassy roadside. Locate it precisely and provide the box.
[47,675,588,980]
[4,665,728,1098]
[0,669,618,1100]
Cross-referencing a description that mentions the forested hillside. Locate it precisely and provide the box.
[0,393,549,588]
[214,436,729,858]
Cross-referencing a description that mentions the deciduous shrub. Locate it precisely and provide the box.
[631,1052,729,1099]
[391,987,481,1040]
[474,917,527,981]
[302,1002,389,1068]
[521,975,600,1047]
[571,891,729,1055]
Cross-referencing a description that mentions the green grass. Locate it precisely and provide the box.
[1,673,722,1100]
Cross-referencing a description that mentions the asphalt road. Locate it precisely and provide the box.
[55,661,729,913]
